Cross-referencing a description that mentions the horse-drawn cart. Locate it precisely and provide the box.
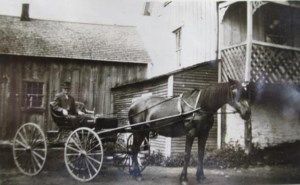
[11,101,199,182]
[12,102,153,182]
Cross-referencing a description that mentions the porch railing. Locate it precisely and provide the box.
[221,41,300,84]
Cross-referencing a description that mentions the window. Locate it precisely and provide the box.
[23,81,45,109]
[173,27,182,67]
[264,5,293,45]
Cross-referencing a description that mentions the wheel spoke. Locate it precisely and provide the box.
[66,153,80,156]
[86,153,102,165]
[14,148,27,151]
[31,152,42,169]
[84,131,90,150]
[85,156,98,173]
[17,132,29,147]
[75,132,84,150]
[21,127,29,144]
[30,127,38,145]
[87,143,100,153]
[15,139,28,148]
[66,145,81,153]
[32,150,45,161]
[31,133,42,148]
[70,137,83,151]
[85,158,92,178]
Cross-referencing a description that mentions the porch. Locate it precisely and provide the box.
[218,1,300,153]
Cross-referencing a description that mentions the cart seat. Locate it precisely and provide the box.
[49,102,73,128]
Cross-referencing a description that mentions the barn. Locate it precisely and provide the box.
[0,5,150,142]
[112,61,218,156]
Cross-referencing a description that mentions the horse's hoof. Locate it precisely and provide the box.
[134,176,143,181]
[180,181,188,185]
[197,177,207,184]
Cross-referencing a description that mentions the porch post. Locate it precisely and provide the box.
[244,1,253,154]
[165,75,174,157]
[217,3,224,150]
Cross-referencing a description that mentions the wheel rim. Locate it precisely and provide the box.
[12,123,47,176]
[121,134,150,173]
[64,128,103,182]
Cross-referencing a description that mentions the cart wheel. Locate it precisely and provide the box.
[114,134,150,173]
[12,122,47,176]
[64,127,103,182]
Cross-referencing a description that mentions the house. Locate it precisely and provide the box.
[140,1,300,154]
[0,4,150,142]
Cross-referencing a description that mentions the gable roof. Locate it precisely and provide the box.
[0,15,151,64]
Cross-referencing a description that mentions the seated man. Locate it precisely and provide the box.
[51,81,95,128]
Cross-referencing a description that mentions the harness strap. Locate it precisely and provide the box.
[177,94,183,114]
[194,90,202,109]
[181,90,202,110]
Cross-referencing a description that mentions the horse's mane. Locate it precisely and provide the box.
[199,82,231,111]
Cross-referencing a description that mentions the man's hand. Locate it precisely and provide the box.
[78,110,84,115]
[62,109,68,116]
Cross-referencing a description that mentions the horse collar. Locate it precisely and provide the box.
[181,90,202,110]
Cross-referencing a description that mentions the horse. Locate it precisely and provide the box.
[128,78,252,184]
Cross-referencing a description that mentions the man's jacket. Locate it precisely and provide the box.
[52,92,78,115]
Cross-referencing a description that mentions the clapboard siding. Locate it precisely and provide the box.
[171,62,218,154]
[0,55,147,141]
[112,77,169,153]
[112,61,218,156]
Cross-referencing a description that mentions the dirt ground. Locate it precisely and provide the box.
[1,146,300,185]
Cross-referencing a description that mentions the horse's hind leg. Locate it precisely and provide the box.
[131,132,146,181]
[180,135,194,185]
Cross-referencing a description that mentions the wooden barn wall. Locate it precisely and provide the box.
[112,78,169,154]
[171,63,218,154]
[0,55,147,141]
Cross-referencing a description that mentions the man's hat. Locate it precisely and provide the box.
[61,81,71,89]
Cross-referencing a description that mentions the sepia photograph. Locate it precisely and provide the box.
[0,0,299,185]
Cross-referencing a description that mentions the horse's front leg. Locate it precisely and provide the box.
[131,133,145,181]
[196,133,209,183]
[180,135,194,185]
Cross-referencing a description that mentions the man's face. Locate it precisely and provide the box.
[63,88,71,95]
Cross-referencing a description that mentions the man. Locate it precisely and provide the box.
[52,81,94,128]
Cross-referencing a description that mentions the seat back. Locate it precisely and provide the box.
[49,102,71,127]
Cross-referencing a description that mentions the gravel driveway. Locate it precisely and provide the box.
[1,147,300,185]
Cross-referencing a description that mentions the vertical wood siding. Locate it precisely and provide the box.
[0,55,147,141]
[148,1,218,76]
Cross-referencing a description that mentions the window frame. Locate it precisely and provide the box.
[21,80,46,112]
[173,27,182,67]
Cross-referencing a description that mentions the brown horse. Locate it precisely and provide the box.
[128,79,252,184]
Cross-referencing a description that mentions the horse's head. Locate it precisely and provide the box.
[227,78,252,120]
